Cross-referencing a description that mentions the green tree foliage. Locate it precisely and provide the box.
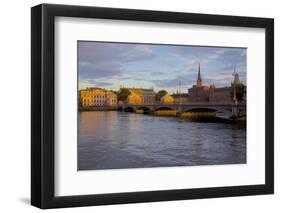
[156,90,168,102]
[231,83,246,101]
[117,88,131,101]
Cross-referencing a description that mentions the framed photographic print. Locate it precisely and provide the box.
[31,4,274,209]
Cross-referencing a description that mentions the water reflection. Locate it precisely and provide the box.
[78,111,246,170]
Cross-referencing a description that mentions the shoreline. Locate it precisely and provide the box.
[79,110,246,124]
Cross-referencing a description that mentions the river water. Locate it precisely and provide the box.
[78,111,246,170]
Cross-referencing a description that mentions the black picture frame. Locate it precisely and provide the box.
[31,3,274,209]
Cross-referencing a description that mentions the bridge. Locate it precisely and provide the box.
[122,102,246,119]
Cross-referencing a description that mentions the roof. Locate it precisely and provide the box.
[211,86,231,91]
[80,87,106,91]
[127,88,156,95]
[171,93,189,98]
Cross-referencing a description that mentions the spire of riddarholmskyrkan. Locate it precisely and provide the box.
[196,62,202,86]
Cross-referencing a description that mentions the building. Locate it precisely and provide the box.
[209,86,232,103]
[187,63,238,103]
[79,87,117,107]
[160,94,174,104]
[126,88,156,104]
[106,90,117,106]
[171,93,189,104]
[188,63,210,102]
[127,90,142,104]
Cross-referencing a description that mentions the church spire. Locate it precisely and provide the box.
[196,63,202,86]
[232,66,240,85]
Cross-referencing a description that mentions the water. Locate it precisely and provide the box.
[78,111,246,170]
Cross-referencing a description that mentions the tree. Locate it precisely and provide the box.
[156,90,168,102]
[231,82,246,101]
[117,88,131,101]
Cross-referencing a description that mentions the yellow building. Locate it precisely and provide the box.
[79,88,117,107]
[106,91,118,106]
[127,91,142,104]
[126,88,156,105]
[160,94,174,104]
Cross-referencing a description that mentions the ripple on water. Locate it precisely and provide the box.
[78,111,246,170]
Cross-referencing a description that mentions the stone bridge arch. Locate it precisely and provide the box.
[154,106,177,111]
[123,106,136,112]
[181,106,233,119]
[136,106,153,110]
[183,107,218,113]
[136,106,152,113]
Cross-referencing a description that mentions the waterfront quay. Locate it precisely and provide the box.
[79,105,118,111]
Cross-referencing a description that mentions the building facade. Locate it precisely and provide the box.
[209,86,232,103]
[171,93,189,104]
[160,94,174,104]
[79,88,117,107]
[126,88,156,104]
[188,63,236,103]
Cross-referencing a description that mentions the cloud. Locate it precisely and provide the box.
[80,79,113,87]
[78,41,155,80]
[152,72,196,89]
[79,61,122,79]
[173,46,246,68]
[118,76,147,81]
[78,42,246,91]
[215,49,246,67]
[150,71,166,76]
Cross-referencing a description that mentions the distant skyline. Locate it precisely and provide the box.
[78,41,246,93]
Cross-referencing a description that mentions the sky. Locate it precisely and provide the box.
[78,41,246,94]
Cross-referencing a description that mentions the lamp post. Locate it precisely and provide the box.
[177,80,182,113]
[232,69,239,118]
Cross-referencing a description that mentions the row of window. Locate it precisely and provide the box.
[82,103,117,106]
[82,100,117,104]
[82,98,117,102]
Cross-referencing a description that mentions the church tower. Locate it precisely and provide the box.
[232,67,240,85]
[196,63,202,87]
